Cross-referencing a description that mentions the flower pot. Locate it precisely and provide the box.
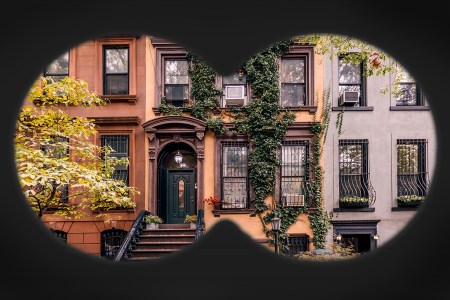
[146,223,159,230]
[339,201,368,208]
[398,200,423,207]
[189,222,197,230]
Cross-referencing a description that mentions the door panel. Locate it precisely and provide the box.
[166,169,196,224]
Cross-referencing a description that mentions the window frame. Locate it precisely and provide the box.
[100,134,131,186]
[40,135,70,204]
[219,140,250,210]
[43,51,70,82]
[394,64,424,106]
[338,139,372,206]
[337,54,367,107]
[103,45,130,95]
[95,37,136,97]
[220,71,249,108]
[162,57,190,106]
[279,45,314,107]
[279,140,310,207]
[396,139,428,198]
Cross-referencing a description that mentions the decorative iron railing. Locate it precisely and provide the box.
[195,209,205,241]
[113,210,150,261]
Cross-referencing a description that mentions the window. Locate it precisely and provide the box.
[222,71,247,107]
[100,229,127,260]
[338,140,372,206]
[164,59,189,106]
[280,141,309,207]
[44,51,69,82]
[395,64,422,106]
[397,139,428,198]
[220,141,249,209]
[338,56,365,106]
[41,136,69,203]
[100,135,130,185]
[280,58,306,107]
[103,46,129,95]
[281,235,309,256]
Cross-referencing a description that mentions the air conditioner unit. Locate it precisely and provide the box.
[339,91,360,106]
[225,86,245,106]
[283,194,305,207]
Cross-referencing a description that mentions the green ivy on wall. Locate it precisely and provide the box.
[157,39,331,251]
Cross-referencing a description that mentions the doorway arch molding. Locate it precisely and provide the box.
[142,115,206,214]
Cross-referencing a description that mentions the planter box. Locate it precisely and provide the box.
[146,223,159,230]
[398,200,423,207]
[339,201,369,208]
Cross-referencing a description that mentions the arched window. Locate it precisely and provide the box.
[100,229,127,260]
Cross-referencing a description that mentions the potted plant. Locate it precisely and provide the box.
[144,214,163,230]
[203,195,220,209]
[339,196,369,208]
[396,195,425,207]
[184,214,198,229]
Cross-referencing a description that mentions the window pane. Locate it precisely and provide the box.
[223,73,246,84]
[396,83,417,106]
[281,59,305,83]
[105,48,128,74]
[226,86,244,98]
[338,140,369,199]
[165,60,189,84]
[45,52,69,75]
[281,84,305,107]
[105,75,128,95]
[396,64,415,83]
[101,135,129,184]
[165,85,189,101]
[221,142,248,209]
[281,142,308,207]
[339,58,361,84]
[178,179,185,210]
[397,140,428,197]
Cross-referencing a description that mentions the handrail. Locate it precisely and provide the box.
[195,209,205,241]
[113,210,150,261]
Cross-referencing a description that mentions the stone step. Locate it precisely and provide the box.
[141,229,196,236]
[129,249,182,259]
[135,241,194,250]
[138,235,195,243]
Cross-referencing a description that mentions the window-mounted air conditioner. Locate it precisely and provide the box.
[224,86,245,106]
[339,91,360,106]
[283,194,305,207]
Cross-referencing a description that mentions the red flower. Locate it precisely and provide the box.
[203,196,220,206]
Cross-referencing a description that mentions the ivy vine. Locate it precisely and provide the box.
[157,39,332,251]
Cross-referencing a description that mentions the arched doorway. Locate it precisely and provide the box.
[158,143,197,224]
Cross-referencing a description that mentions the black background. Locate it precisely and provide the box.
[1,1,449,299]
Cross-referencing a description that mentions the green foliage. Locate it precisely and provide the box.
[15,77,138,219]
[184,214,198,223]
[158,99,184,116]
[187,54,223,124]
[144,214,163,224]
[295,242,360,261]
[396,195,425,203]
[339,196,369,203]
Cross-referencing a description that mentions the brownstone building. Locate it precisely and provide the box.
[24,34,325,260]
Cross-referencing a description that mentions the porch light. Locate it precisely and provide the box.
[336,233,342,241]
[174,151,183,164]
[271,217,281,255]
[373,233,379,240]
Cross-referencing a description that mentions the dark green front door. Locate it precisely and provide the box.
[165,169,196,224]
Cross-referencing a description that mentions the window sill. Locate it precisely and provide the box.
[212,209,256,217]
[281,106,318,114]
[333,207,375,212]
[391,207,420,211]
[389,106,430,111]
[100,95,137,104]
[332,106,374,111]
